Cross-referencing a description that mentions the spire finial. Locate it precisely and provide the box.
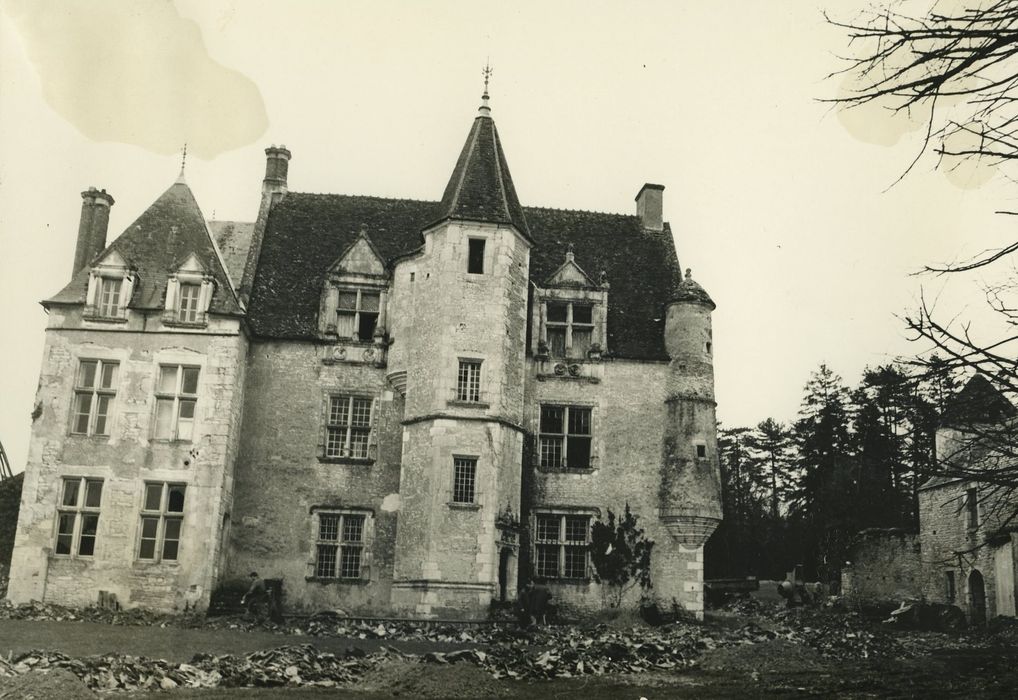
[478,60,493,116]
[176,143,188,183]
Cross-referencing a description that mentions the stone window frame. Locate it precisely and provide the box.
[531,508,597,582]
[320,393,376,463]
[152,364,201,442]
[83,262,135,323]
[966,486,980,530]
[945,570,956,603]
[307,507,374,583]
[320,280,389,344]
[451,455,479,506]
[163,271,214,328]
[538,404,594,471]
[54,476,104,558]
[467,237,487,274]
[532,287,608,361]
[70,359,119,437]
[137,482,186,563]
[451,357,487,406]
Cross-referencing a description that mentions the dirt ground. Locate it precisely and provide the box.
[1,611,1016,698]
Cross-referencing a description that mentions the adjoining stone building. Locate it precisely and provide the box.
[7,89,723,618]
[842,375,1018,623]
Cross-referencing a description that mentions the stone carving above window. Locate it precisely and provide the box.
[83,250,135,323]
[319,230,390,361]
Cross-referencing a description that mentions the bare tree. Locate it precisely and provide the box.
[829,2,1018,518]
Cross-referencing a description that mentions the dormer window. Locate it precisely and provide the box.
[547,302,594,358]
[97,278,123,317]
[163,254,214,327]
[337,289,381,341]
[83,251,135,322]
[178,283,202,323]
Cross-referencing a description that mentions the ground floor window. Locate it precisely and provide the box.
[315,511,368,579]
[138,482,186,562]
[55,477,104,556]
[533,511,591,580]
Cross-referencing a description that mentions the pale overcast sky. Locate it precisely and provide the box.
[0,1,1012,472]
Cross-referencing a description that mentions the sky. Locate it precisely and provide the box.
[0,0,1013,473]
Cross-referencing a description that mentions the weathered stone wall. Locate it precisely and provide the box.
[227,340,401,614]
[525,360,703,616]
[7,307,246,611]
[919,479,1017,620]
[841,529,920,605]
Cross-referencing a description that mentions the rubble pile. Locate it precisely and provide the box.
[0,645,392,692]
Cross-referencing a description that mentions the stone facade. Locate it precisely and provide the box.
[8,92,724,619]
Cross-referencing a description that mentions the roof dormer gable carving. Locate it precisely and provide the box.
[83,250,135,323]
[544,248,603,290]
[164,251,215,327]
[327,229,389,283]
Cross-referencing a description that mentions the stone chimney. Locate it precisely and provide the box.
[71,187,115,278]
[263,145,291,193]
[635,183,664,231]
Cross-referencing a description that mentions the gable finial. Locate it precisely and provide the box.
[479,60,493,116]
[176,143,188,183]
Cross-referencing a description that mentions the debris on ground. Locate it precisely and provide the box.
[698,639,827,674]
[0,667,97,699]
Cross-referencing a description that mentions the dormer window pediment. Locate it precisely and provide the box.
[83,250,135,323]
[533,248,609,362]
[163,253,214,327]
[319,230,391,345]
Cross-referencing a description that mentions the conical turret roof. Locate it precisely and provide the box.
[670,268,716,310]
[432,96,531,239]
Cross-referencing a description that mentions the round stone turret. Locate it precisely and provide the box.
[660,268,722,547]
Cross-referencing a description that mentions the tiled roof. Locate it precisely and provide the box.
[671,271,716,309]
[433,114,530,238]
[246,194,685,360]
[47,180,242,316]
[208,220,255,291]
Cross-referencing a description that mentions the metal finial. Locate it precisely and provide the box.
[482,60,493,97]
[685,268,692,280]
[176,143,188,183]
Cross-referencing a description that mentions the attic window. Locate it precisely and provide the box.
[468,239,486,274]
[337,290,380,341]
[84,258,135,323]
[163,263,213,327]
[546,302,594,358]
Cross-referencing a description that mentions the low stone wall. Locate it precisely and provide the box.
[841,528,921,606]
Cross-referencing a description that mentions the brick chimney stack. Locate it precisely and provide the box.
[263,145,291,193]
[71,187,115,278]
[635,183,664,231]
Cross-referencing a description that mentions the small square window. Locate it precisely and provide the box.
[696,444,707,459]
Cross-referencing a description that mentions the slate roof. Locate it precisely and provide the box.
[940,374,1017,429]
[47,179,242,316]
[671,271,716,309]
[434,112,530,238]
[246,195,685,360]
[208,221,255,290]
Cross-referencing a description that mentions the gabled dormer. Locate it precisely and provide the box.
[319,229,390,346]
[163,253,215,327]
[531,247,609,366]
[83,250,136,323]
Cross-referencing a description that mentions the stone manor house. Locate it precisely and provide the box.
[8,90,723,619]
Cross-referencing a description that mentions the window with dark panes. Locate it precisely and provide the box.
[456,360,482,402]
[325,395,372,459]
[154,365,199,441]
[545,301,594,358]
[55,477,103,557]
[315,512,367,579]
[467,238,486,274]
[335,289,380,341]
[71,360,118,436]
[534,512,591,579]
[539,405,592,469]
[138,482,186,562]
[453,457,477,504]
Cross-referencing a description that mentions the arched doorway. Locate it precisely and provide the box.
[969,569,987,625]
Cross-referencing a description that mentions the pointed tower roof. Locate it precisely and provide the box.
[432,83,531,239]
[47,179,242,315]
[940,374,1016,428]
